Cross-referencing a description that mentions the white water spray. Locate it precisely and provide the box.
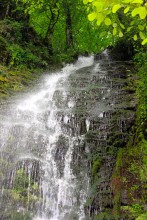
[0,56,94,220]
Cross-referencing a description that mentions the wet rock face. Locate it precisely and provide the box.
[67,53,136,218]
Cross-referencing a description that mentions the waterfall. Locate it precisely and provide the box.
[0,56,94,220]
[0,52,135,220]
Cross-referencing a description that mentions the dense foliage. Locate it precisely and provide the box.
[0,0,147,220]
[0,0,115,67]
[0,0,114,98]
[84,0,147,45]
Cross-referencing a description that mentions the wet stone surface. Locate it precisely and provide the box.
[66,55,136,218]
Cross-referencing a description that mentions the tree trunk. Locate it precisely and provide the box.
[0,1,11,19]
[66,8,73,49]
[44,29,54,56]
[5,3,10,18]
[44,6,59,56]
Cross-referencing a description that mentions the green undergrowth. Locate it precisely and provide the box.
[0,19,50,68]
[12,169,39,204]
[0,18,48,99]
[0,65,41,100]
[0,18,87,100]
[0,168,40,220]
[94,211,117,220]
[0,19,74,100]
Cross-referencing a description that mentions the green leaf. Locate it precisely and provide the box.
[141,38,147,45]
[139,31,145,40]
[132,7,147,19]
[132,8,139,17]
[92,2,103,12]
[122,0,132,2]
[138,25,144,31]
[139,7,147,19]
[83,0,89,4]
[112,4,122,13]
[127,26,133,32]
[113,27,117,35]
[113,23,117,27]
[86,6,90,13]
[119,31,123,37]
[120,23,125,29]
[88,12,96,21]
[130,21,135,26]
[132,0,143,3]
[104,17,112,26]
[133,34,138,41]
[96,13,105,25]
[124,6,130,14]
[136,213,147,220]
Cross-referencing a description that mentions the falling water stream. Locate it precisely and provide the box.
[0,52,135,220]
[0,56,94,220]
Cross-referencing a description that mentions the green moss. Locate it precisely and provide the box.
[4,210,32,220]
[136,212,147,220]
[11,168,40,205]
[91,159,102,176]
[0,64,41,100]
[120,204,144,219]
[110,50,147,218]
[114,148,124,174]
[94,212,114,220]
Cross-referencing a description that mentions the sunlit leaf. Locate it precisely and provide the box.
[122,0,132,2]
[96,13,105,25]
[132,0,143,3]
[127,26,133,32]
[142,38,147,45]
[120,23,125,29]
[92,2,103,12]
[124,6,130,14]
[132,8,139,17]
[88,12,96,21]
[83,0,89,4]
[119,31,123,37]
[133,34,138,41]
[113,27,117,35]
[139,31,145,40]
[132,7,147,19]
[113,23,117,27]
[139,7,147,19]
[104,17,112,26]
[112,4,122,13]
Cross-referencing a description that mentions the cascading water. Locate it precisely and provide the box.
[0,51,135,220]
[0,56,94,220]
